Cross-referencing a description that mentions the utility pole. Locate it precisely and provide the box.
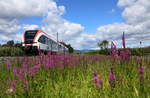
[57,32,59,51]
[57,32,58,43]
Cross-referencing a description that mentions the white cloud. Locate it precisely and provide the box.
[0,0,86,49]
[0,19,21,39]
[0,0,150,49]
[96,0,150,48]
[117,0,137,7]
[0,0,53,42]
[71,33,98,49]
[44,0,150,49]
[96,22,149,46]
[23,24,40,30]
[42,20,84,41]
[0,0,51,20]
[0,0,72,42]
[122,0,150,24]
[41,1,85,48]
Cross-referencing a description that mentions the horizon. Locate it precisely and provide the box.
[0,0,150,50]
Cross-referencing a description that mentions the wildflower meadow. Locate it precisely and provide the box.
[0,33,149,98]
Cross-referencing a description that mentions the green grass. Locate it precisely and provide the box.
[0,46,25,56]
[0,55,149,98]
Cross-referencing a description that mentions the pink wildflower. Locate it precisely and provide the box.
[122,32,126,49]
[92,72,103,88]
[109,72,116,88]
[111,42,119,59]
[139,66,145,78]
[13,66,17,79]
[18,67,25,81]
[29,65,41,77]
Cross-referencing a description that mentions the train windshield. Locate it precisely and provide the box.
[25,30,38,44]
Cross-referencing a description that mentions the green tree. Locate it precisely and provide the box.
[97,42,103,50]
[60,42,74,53]
[102,40,109,49]
[98,40,109,50]
[67,44,74,53]
[7,40,14,46]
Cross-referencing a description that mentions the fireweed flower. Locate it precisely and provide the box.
[29,65,41,77]
[139,66,145,94]
[109,72,116,88]
[93,72,98,77]
[18,67,25,81]
[139,66,145,79]
[122,32,126,49]
[22,63,28,70]
[109,72,116,81]
[13,66,17,79]
[139,66,144,73]
[120,49,131,61]
[119,32,131,61]
[92,72,103,88]
[111,42,119,59]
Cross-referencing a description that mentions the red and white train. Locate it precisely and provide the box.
[22,30,68,54]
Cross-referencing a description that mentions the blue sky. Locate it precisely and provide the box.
[57,0,123,33]
[0,0,150,49]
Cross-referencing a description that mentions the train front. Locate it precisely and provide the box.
[22,30,39,53]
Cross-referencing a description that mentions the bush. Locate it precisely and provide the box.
[0,46,25,56]
[84,49,111,55]
[99,49,110,55]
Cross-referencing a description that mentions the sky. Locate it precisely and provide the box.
[57,0,123,33]
[0,0,150,50]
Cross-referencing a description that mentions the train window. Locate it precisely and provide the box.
[49,39,53,46]
[51,41,54,50]
[58,45,61,50]
[45,36,51,45]
[51,41,58,50]
[25,30,37,39]
[24,30,37,44]
[38,35,59,51]
[38,36,42,43]
[45,37,48,45]
[43,36,46,44]
[47,38,49,45]
[59,45,63,51]
[38,36,43,43]
[38,35,46,44]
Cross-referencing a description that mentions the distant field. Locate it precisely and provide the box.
[0,45,150,57]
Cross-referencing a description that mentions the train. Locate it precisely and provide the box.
[22,30,68,54]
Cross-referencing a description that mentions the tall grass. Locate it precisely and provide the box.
[0,54,149,97]
[0,46,25,56]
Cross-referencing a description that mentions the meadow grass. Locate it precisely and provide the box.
[0,54,149,98]
[0,46,25,56]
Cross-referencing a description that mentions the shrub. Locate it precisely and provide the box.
[0,46,25,56]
